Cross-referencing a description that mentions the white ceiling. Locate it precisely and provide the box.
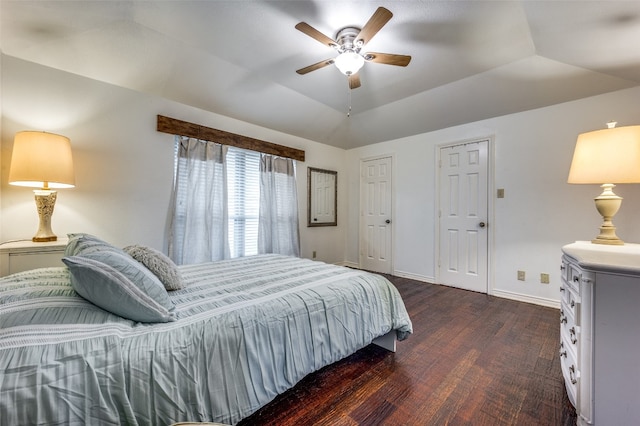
[2,1,640,149]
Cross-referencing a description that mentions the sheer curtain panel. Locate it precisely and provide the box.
[168,136,229,264]
[258,155,300,257]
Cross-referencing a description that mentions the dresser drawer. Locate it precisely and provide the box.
[560,288,580,411]
[562,256,594,294]
[560,313,579,358]
[565,261,582,294]
[560,281,579,320]
[8,251,65,274]
[560,338,578,408]
[561,257,571,286]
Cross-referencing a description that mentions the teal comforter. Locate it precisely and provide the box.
[0,254,412,425]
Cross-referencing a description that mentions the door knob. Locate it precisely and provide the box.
[385,219,391,224]
[479,222,486,228]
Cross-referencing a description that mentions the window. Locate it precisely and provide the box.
[169,136,299,264]
[226,147,260,257]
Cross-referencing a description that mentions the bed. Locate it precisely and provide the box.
[0,237,412,426]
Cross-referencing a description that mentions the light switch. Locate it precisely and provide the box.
[497,188,505,198]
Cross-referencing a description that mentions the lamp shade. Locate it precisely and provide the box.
[8,131,75,189]
[568,125,640,184]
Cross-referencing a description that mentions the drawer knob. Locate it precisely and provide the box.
[573,276,580,283]
[570,327,578,344]
[569,365,578,385]
[560,350,567,358]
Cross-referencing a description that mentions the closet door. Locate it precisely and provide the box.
[360,156,393,274]
[438,140,488,293]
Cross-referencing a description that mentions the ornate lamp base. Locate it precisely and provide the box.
[592,183,624,245]
[33,190,58,242]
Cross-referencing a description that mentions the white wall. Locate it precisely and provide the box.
[0,56,347,265]
[346,85,640,306]
[4,55,640,307]
[0,48,3,240]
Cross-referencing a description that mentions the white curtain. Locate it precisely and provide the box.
[168,136,229,264]
[258,154,300,256]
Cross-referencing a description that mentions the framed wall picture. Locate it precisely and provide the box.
[307,167,337,227]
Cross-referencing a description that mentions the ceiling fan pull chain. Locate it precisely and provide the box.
[347,87,352,117]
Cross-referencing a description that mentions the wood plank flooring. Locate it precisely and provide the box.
[238,275,577,425]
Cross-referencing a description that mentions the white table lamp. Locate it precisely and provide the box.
[8,131,75,242]
[568,122,640,245]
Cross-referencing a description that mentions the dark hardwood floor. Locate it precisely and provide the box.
[238,275,577,426]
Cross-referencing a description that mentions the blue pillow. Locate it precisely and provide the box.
[65,233,123,257]
[62,251,176,323]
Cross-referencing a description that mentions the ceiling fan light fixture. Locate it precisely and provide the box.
[334,51,364,76]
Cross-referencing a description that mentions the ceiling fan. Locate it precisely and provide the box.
[295,6,411,89]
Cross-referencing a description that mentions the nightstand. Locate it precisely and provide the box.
[0,238,68,277]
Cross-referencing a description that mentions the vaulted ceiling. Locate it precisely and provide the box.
[2,1,640,149]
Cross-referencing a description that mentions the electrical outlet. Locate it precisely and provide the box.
[517,270,525,281]
[312,251,317,259]
[541,273,550,284]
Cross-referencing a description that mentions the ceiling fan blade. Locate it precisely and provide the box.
[348,73,361,89]
[296,58,334,75]
[295,22,338,49]
[364,52,411,67]
[355,7,393,47]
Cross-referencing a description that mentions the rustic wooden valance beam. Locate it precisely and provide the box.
[157,115,305,162]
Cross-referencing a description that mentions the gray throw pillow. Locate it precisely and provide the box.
[62,251,176,323]
[124,245,184,291]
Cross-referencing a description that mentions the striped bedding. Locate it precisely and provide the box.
[0,254,412,425]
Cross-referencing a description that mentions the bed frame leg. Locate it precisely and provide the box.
[372,331,397,352]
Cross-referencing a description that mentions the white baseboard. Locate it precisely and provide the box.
[335,263,559,309]
[392,270,435,284]
[337,264,435,285]
[491,289,560,309]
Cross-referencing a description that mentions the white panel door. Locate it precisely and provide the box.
[438,140,488,293]
[360,156,393,274]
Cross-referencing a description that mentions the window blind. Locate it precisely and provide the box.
[226,147,261,257]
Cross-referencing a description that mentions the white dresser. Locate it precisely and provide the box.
[561,241,640,426]
[0,238,68,277]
